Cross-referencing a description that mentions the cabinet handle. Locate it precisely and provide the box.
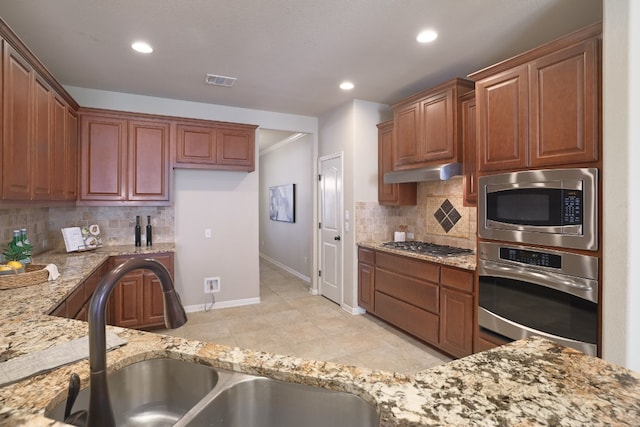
[334,236,341,241]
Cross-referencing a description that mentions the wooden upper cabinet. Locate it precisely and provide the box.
[65,108,78,201]
[32,74,52,200]
[0,32,79,204]
[471,22,601,173]
[377,120,416,206]
[174,120,257,172]
[391,78,474,171]
[475,66,529,172]
[2,43,32,200]
[460,91,477,206]
[128,119,170,202]
[175,123,217,164]
[420,87,455,161]
[529,37,599,167]
[392,101,421,166]
[80,113,127,201]
[216,125,255,170]
[79,110,171,205]
[51,95,67,200]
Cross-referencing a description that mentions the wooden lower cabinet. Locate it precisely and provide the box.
[357,248,375,312]
[110,253,174,330]
[439,287,473,357]
[359,247,475,358]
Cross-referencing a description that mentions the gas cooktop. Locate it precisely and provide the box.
[382,241,474,257]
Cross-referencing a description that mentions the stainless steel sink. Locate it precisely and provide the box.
[175,371,380,427]
[46,358,219,426]
[46,358,379,427]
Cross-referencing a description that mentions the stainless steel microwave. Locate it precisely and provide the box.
[478,168,598,251]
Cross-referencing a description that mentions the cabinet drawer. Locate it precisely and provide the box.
[375,292,439,345]
[376,252,439,282]
[376,268,438,314]
[440,266,474,293]
[358,247,375,264]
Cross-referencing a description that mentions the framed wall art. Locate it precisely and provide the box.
[269,184,295,223]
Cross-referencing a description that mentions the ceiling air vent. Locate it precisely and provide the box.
[204,73,237,87]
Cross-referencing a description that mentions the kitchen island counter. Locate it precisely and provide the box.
[1,246,639,426]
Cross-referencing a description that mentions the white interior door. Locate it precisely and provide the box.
[318,154,342,304]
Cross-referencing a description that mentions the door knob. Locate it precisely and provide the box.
[334,236,341,241]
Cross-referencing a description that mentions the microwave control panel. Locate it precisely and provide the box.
[499,247,562,269]
[563,190,583,225]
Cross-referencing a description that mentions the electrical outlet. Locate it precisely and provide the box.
[204,277,220,293]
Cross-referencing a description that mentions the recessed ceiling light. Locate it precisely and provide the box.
[416,30,438,43]
[131,41,153,54]
[340,81,354,90]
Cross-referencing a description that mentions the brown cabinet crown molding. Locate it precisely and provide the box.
[0,17,78,110]
[468,21,602,82]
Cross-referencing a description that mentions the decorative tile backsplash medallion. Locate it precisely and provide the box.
[434,199,461,233]
[425,195,469,239]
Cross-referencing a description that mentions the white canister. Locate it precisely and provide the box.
[394,231,406,242]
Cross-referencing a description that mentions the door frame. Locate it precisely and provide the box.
[316,152,344,305]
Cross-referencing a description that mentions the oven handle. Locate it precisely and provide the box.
[478,259,598,303]
[478,307,597,356]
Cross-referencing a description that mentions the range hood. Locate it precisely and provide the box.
[383,163,463,184]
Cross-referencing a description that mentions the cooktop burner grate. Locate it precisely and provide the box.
[382,241,474,257]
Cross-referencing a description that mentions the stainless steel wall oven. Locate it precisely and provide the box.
[478,168,598,251]
[478,242,599,356]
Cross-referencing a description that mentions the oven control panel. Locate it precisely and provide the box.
[499,247,562,268]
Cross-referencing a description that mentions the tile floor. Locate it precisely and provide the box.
[157,259,451,374]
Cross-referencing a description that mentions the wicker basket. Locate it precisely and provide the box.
[0,264,49,290]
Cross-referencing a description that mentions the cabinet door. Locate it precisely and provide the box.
[476,66,528,172]
[112,271,144,329]
[141,253,174,329]
[216,126,255,171]
[65,108,78,201]
[51,96,67,200]
[32,75,52,200]
[439,287,473,358]
[142,272,167,328]
[461,93,477,206]
[420,88,455,162]
[128,119,170,202]
[358,262,375,312]
[378,121,417,206]
[79,114,127,201]
[529,38,599,167]
[393,101,420,167]
[3,44,32,200]
[175,123,217,164]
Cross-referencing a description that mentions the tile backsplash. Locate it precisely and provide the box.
[356,177,477,250]
[0,206,175,255]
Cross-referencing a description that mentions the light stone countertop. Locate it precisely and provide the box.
[358,240,477,271]
[1,244,639,426]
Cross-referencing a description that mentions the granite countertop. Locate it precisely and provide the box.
[358,240,477,271]
[2,245,640,426]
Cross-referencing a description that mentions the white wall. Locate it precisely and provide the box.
[602,0,640,369]
[318,99,390,311]
[259,134,313,280]
[174,168,259,307]
[67,86,318,310]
